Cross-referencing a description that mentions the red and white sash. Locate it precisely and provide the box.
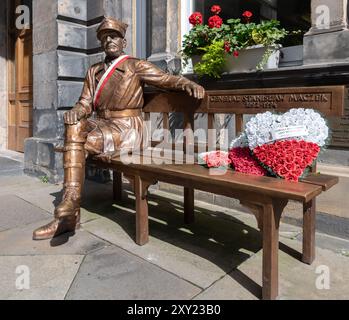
[93,54,130,109]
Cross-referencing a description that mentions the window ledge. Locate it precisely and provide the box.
[182,62,349,89]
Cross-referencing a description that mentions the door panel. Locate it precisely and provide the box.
[7,97,16,151]
[8,23,33,152]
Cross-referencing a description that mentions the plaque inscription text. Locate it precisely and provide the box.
[206,86,344,116]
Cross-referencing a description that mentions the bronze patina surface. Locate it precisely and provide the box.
[33,17,205,240]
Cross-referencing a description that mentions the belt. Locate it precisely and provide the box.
[98,109,142,119]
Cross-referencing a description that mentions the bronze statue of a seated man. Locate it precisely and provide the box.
[33,17,205,240]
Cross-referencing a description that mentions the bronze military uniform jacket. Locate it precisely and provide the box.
[72,56,192,155]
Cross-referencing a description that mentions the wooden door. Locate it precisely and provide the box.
[8,17,33,152]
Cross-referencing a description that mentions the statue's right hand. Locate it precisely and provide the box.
[64,109,80,125]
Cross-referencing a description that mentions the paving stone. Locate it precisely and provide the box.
[16,185,62,216]
[83,203,263,289]
[280,231,302,240]
[0,219,108,256]
[194,272,259,300]
[16,179,116,221]
[65,246,201,300]
[0,195,51,231]
[148,188,251,227]
[0,175,50,195]
[296,232,349,254]
[0,255,83,300]
[235,238,349,300]
[80,207,104,224]
[2,159,348,300]
[0,157,23,175]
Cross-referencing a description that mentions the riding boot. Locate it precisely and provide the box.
[33,121,87,240]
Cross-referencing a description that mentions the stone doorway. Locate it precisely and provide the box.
[7,0,33,152]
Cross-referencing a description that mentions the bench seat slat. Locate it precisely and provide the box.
[92,157,322,203]
[300,173,339,191]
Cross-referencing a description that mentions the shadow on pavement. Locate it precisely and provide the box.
[47,179,301,299]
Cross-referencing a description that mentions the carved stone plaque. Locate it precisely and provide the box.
[205,86,345,116]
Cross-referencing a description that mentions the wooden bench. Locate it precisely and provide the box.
[84,89,340,300]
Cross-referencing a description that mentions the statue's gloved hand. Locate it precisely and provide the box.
[64,108,86,125]
[93,151,121,163]
[182,82,205,100]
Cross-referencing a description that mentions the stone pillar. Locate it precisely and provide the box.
[304,0,349,64]
[303,0,349,150]
[147,0,181,73]
[103,0,135,56]
[23,0,100,182]
[24,0,62,182]
[0,0,8,150]
[24,0,138,182]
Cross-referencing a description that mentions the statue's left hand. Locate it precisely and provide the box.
[182,82,205,99]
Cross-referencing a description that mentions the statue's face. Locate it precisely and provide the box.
[100,31,126,58]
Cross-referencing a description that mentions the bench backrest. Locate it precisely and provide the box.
[143,91,243,154]
[143,86,345,160]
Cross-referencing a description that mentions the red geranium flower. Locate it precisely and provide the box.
[189,12,203,26]
[211,5,222,15]
[208,15,223,28]
[242,11,253,19]
[224,41,231,53]
[233,50,239,57]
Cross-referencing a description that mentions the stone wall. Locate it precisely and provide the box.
[24,0,62,182]
[147,0,181,73]
[327,87,349,149]
[24,0,139,182]
[24,0,349,183]
[24,0,184,182]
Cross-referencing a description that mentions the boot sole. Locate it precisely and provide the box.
[32,217,80,241]
[32,230,75,241]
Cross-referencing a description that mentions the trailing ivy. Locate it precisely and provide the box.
[194,41,225,78]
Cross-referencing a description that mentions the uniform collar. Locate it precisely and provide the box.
[95,56,127,82]
[104,55,127,72]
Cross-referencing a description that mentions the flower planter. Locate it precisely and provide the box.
[191,45,280,74]
[224,45,280,72]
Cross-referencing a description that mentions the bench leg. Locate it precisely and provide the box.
[113,171,122,201]
[302,200,316,265]
[135,175,149,246]
[184,187,195,224]
[240,201,263,231]
[262,200,285,300]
